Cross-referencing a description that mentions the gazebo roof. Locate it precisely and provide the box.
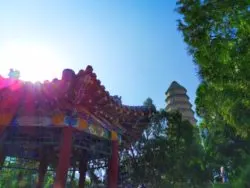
[0,65,153,144]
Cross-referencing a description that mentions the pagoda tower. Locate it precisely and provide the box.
[165,81,197,125]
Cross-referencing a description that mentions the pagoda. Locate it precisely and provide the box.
[0,65,153,188]
[165,81,197,125]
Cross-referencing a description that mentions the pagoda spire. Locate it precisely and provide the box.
[165,81,197,125]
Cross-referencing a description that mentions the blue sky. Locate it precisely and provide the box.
[0,0,200,112]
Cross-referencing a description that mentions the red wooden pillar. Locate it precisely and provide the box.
[0,145,5,177]
[0,150,5,169]
[78,154,88,188]
[108,140,119,188]
[0,126,5,137]
[37,157,48,188]
[54,127,73,188]
[0,126,6,171]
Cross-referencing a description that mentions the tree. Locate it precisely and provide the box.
[143,97,157,112]
[177,0,250,183]
[119,98,208,187]
[0,158,38,187]
[232,157,250,188]
[200,117,250,181]
[176,0,250,136]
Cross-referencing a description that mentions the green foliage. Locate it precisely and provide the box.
[0,158,38,187]
[177,0,250,184]
[143,97,157,112]
[176,0,250,136]
[120,99,207,187]
[200,117,250,182]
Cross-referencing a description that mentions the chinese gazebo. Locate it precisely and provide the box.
[0,66,152,188]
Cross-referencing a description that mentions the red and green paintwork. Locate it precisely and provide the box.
[0,66,152,143]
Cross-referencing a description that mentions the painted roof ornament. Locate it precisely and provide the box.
[112,95,122,105]
[0,65,153,144]
[64,108,79,127]
[8,69,20,79]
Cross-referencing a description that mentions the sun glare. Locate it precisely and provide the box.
[0,41,67,82]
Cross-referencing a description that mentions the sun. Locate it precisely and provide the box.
[0,41,67,82]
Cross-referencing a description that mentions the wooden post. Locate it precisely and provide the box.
[108,140,119,188]
[0,126,6,138]
[0,149,5,170]
[37,155,48,188]
[0,126,6,171]
[78,154,88,188]
[54,127,73,188]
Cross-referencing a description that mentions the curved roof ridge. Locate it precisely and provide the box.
[165,81,187,94]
